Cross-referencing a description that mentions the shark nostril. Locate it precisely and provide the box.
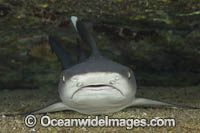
[71,77,78,82]
[115,76,119,80]
[109,80,115,84]
[76,82,83,87]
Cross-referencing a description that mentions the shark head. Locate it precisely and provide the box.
[55,16,137,114]
[58,57,136,114]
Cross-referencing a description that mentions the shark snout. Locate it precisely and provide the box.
[73,77,120,87]
[70,73,121,87]
[67,73,125,99]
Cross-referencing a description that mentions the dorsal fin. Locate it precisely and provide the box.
[76,38,86,62]
[48,36,75,69]
[71,16,102,58]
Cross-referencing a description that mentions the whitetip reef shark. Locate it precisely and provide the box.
[2,16,199,117]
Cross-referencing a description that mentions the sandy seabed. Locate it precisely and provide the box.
[0,86,200,132]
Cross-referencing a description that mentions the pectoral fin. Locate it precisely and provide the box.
[1,102,73,117]
[130,98,172,106]
[129,98,199,109]
[32,102,72,114]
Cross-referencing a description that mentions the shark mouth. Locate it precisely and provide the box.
[71,84,124,98]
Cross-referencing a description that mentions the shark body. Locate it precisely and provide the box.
[2,16,199,117]
[34,17,137,114]
[31,16,199,115]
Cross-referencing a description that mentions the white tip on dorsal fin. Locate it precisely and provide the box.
[71,16,78,31]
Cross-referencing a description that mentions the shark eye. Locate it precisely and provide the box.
[61,73,66,82]
[127,71,131,79]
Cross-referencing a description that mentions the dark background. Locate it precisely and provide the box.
[0,0,200,90]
